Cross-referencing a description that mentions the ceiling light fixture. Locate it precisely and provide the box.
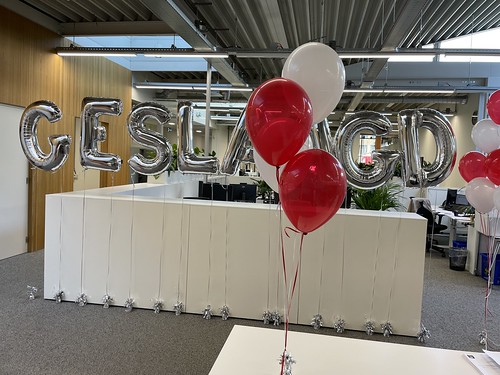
[134,82,253,92]
[56,47,228,58]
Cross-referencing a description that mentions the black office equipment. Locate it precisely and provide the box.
[228,183,257,203]
[444,189,458,208]
[198,182,229,201]
[415,199,447,257]
[442,190,474,216]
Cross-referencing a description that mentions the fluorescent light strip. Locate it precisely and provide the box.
[384,88,455,94]
[144,52,228,58]
[57,51,137,57]
[344,88,384,93]
[134,83,253,92]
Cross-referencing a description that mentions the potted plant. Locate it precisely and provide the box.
[352,181,404,211]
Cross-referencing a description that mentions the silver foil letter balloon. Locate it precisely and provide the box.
[177,102,219,174]
[127,102,173,175]
[311,119,335,155]
[19,100,71,172]
[220,109,252,175]
[333,111,400,189]
[80,97,123,172]
[398,108,456,187]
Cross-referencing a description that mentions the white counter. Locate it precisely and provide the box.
[44,184,427,336]
[210,325,481,375]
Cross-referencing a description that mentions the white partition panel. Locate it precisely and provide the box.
[44,185,426,336]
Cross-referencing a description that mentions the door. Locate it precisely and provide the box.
[0,104,28,260]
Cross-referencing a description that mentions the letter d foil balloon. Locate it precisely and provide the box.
[177,102,219,174]
[398,109,456,187]
[19,100,71,172]
[127,102,173,176]
[333,111,400,189]
[80,97,123,172]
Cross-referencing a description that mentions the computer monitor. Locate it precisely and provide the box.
[198,182,229,201]
[228,183,257,203]
[455,193,469,206]
[445,189,457,206]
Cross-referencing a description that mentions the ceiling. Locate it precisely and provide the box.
[3,0,500,122]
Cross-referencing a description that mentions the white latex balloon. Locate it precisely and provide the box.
[471,118,500,153]
[254,138,313,193]
[465,177,496,213]
[282,42,345,124]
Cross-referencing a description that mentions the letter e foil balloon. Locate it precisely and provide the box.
[80,97,123,172]
[333,111,399,190]
[280,149,347,234]
[177,102,219,174]
[19,100,71,172]
[127,102,173,176]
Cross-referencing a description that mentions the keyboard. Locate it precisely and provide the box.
[442,204,474,216]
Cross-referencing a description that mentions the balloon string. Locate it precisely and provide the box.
[280,232,305,375]
[176,198,185,302]
[128,174,136,300]
[157,177,168,300]
[80,170,87,295]
[57,175,64,293]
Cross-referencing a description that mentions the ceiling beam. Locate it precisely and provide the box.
[60,21,175,36]
[0,0,61,34]
[140,0,246,86]
[348,0,430,110]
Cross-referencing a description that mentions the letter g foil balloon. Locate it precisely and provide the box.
[19,100,71,172]
[333,111,400,190]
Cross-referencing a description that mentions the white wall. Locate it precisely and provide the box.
[440,94,478,188]
[0,104,28,260]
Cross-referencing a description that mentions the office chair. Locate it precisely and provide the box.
[415,200,448,257]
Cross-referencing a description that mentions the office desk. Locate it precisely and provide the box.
[432,206,471,249]
[210,325,481,375]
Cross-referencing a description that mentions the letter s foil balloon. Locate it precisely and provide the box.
[127,102,173,176]
[80,97,123,172]
[398,109,456,187]
[19,100,71,172]
[177,102,219,174]
[333,111,400,190]
[220,108,251,175]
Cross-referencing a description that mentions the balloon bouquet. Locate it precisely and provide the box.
[459,90,500,349]
[245,42,347,374]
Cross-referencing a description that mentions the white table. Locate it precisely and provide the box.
[432,206,471,249]
[209,325,481,375]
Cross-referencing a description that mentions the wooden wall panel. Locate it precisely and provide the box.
[0,6,132,251]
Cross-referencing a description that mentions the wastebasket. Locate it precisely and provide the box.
[449,241,467,271]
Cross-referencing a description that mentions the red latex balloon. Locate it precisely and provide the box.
[487,90,500,125]
[280,149,347,234]
[246,78,313,167]
[458,151,486,182]
[484,149,500,185]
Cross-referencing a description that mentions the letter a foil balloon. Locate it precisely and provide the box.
[280,149,347,234]
[246,78,313,167]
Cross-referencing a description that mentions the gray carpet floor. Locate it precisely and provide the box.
[0,250,499,375]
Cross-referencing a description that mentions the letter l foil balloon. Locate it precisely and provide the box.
[127,102,173,175]
[19,100,71,172]
[220,108,251,175]
[80,97,123,172]
[333,111,400,189]
[177,102,219,174]
[398,109,456,187]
